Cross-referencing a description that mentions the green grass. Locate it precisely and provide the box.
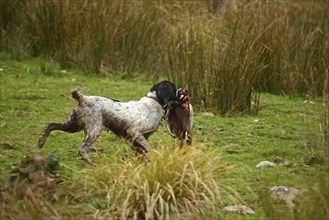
[0,57,328,219]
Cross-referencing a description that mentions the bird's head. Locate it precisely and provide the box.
[176,88,189,103]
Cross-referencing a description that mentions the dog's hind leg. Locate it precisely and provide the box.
[38,123,70,148]
[78,123,103,165]
[38,106,82,148]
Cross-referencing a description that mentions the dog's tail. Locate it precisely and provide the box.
[71,88,84,104]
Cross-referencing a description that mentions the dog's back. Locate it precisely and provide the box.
[71,89,164,137]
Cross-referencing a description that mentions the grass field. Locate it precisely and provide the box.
[0,56,328,219]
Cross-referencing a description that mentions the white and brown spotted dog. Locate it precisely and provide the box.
[38,81,176,165]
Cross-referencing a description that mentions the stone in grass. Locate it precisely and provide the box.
[270,186,299,206]
[256,161,276,168]
[224,205,255,215]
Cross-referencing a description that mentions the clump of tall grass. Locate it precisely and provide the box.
[253,1,329,97]
[1,0,170,74]
[161,1,328,113]
[0,146,239,219]
[59,146,236,219]
[161,1,269,113]
[1,0,328,113]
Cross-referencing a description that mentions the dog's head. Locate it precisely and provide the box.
[148,81,176,108]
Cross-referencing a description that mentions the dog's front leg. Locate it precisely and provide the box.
[127,129,150,167]
[78,124,103,166]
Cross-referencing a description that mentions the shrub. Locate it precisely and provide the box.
[59,146,235,219]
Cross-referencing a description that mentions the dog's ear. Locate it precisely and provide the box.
[150,81,176,107]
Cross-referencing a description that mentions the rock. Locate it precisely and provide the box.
[256,161,276,168]
[200,112,215,117]
[270,186,299,206]
[224,205,254,215]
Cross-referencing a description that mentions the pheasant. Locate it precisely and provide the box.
[165,88,193,147]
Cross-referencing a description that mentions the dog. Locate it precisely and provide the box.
[165,88,193,148]
[38,81,176,165]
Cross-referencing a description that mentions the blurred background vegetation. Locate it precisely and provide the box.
[0,0,328,113]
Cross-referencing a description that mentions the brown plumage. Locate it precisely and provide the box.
[165,88,193,148]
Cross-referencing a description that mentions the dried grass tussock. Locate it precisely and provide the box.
[62,146,232,220]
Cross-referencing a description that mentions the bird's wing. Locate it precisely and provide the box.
[164,109,176,137]
[188,104,193,133]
